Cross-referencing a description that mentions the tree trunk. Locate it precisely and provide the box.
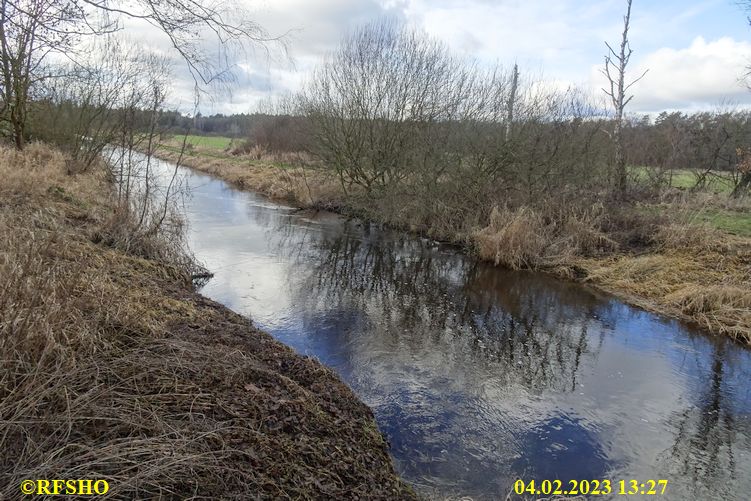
[614,120,626,195]
[11,105,25,150]
[603,0,646,198]
[505,64,519,142]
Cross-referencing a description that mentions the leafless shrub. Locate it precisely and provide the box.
[299,21,496,193]
[31,38,172,173]
[298,21,612,252]
[732,146,751,198]
[240,114,311,154]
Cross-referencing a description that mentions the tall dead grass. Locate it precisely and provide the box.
[666,285,751,342]
[473,206,617,270]
[0,143,415,499]
[582,221,751,345]
[453,200,750,343]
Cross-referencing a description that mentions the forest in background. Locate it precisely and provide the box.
[153,107,751,197]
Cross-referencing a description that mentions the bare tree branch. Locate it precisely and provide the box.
[602,0,647,197]
[0,0,285,149]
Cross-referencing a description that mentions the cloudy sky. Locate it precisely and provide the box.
[134,0,751,115]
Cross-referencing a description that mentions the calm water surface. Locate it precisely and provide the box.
[154,156,750,500]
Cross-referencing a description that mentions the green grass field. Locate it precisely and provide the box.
[695,210,751,237]
[631,166,735,194]
[181,135,234,150]
[643,204,751,238]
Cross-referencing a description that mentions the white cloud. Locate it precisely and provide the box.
[402,0,615,75]
[104,1,751,114]
[590,37,751,113]
[166,0,405,113]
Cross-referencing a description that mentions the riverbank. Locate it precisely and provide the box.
[154,142,751,345]
[0,143,417,499]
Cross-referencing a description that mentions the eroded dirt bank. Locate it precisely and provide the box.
[0,143,416,499]
[153,146,751,345]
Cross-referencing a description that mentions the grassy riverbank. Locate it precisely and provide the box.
[154,138,751,345]
[0,143,416,499]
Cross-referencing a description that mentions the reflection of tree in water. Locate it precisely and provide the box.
[247,207,751,499]
[261,217,623,497]
[267,213,612,394]
[659,341,751,498]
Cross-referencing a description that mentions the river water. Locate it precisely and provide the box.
[150,155,750,500]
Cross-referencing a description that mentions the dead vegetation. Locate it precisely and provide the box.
[0,142,416,499]
[154,145,341,207]
[474,206,617,270]
[582,239,751,345]
[474,203,751,344]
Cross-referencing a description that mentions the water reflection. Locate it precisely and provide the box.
[163,157,751,500]
[657,341,751,500]
[278,219,606,392]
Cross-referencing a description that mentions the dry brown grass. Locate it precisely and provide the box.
[474,207,552,269]
[154,146,342,207]
[580,205,750,344]
[666,285,751,341]
[473,206,616,270]
[580,232,751,344]
[0,142,416,499]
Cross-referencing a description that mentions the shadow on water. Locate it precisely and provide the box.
[152,155,751,500]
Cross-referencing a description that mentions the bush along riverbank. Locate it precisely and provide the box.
[153,141,751,345]
[0,142,417,499]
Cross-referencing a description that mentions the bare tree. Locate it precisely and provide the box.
[601,0,647,196]
[299,21,478,193]
[0,0,94,149]
[504,63,519,142]
[300,20,611,216]
[0,0,281,149]
[732,147,751,197]
[736,1,751,196]
[299,21,551,196]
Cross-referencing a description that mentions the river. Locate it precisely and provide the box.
[149,154,751,500]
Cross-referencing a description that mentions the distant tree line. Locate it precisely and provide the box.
[153,112,308,145]
[8,5,749,202]
[623,111,751,195]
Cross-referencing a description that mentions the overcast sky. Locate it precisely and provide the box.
[132,0,751,115]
